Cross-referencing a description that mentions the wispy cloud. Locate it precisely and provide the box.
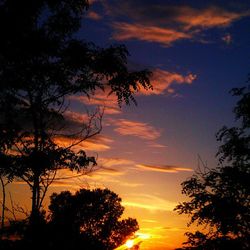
[142,219,158,223]
[147,142,167,149]
[98,157,134,167]
[136,164,193,173]
[122,194,176,211]
[70,68,196,106]
[110,118,161,140]
[106,1,250,46]
[176,6,247,30]
[64,110,89,124]
[46,165,142,189]
[87,11,102,20]
[86,159,143,188]
[70,91,122,115]
[140,69,196,95]
[112,22,191,47]
[54,135,113,152]
[88,157,135,177]
[86,173,143,188]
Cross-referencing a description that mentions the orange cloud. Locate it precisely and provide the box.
[70,91,121,115]
[54,135,113,152]
[70,69,196,111]
[147,142,167,149]
[98,157,134,167]
[45,166,136,190]
[177,6,247,30]
[87,11,102,20]
[64,110,89,124]
[86,173,143,187]
[112,22,191,46]
[139,69,196,95]
[84,160,144,188]
[89,0,98,4]
[136,164,193,173]
[111,119,161,140]
[109,3,249,45]
[88,157,135,177]
[122,194,176,211]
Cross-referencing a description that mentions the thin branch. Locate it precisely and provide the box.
[0,175,6,231]
[9,192,17,221]
[64,108,103,150]
[39,170,57,209]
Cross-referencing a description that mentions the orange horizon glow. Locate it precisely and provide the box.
[114,232,151,250]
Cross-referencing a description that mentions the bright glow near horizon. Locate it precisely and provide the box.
[125,239,134,248]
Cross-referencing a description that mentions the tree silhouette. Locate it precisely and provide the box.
[0,0,152,237]
[47,188,139,250]
[175,86,250,250]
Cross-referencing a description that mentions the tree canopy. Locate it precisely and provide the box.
[175,86,250,250]
[47,188,138,250]
[0,0,152,232]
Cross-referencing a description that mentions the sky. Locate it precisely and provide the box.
[6,0,250,249]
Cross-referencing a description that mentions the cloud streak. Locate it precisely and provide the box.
[71,68,196,105]
[176,6,247,30]
[64,110,89,124]
[122,194,176,211]
[140,69,196,95]
[98,157,134,167]
[70,91,122,115]
[106,1,250,46]
[111,118,161,140]
[136,164,193,173]
[87,11,102,20]
[112,22,191,47]
[54,135,113,152]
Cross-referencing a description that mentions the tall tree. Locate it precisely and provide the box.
[0,0,152,234]
[175,86,250,250]
[48,188,139,250]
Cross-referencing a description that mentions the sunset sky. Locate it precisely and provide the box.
[8,1,250,249]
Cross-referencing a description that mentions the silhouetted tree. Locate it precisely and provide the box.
[47,188,139,250]
[175,86,250,250]
[0,0,152,237]
[0,126,15,233]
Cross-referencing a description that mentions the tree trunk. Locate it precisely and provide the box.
[29,170,42,244]
[0,176,6,234]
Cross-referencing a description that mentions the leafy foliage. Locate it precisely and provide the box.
[0,0,152,229]
[175,86,250,250]
[47,188,139,250]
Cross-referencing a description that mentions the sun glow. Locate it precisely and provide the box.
[125,239,134,248]
[114,232,151,250]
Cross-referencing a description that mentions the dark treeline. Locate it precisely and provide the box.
[1,188,138,250]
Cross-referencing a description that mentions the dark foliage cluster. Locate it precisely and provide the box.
[0,0,152,249]
[0,0,151,241]
[1,188,138,250]
[175,86,250,250]
[48,188,138,249]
